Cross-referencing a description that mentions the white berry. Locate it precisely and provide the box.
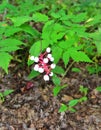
[47,54,52,58]
[49,72,53,76]
[30,56,35,61]
[50,57,54,61]
[46,47,51,53]
[43,58,49,63]
[51,64,56,69]
[43,75,49,81]
[38,68,44,73]
[34,64,39,71]
[34,57,39,62]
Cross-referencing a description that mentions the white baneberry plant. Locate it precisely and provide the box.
[29,47,56,81]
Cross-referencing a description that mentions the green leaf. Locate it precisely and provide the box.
[89,28,101,54]
[59,104,68,112]
[79,96,88,102]
[4,27,22,37]
[52,74,60,86]
[59,35,78,49]
[50,12,60,18]
[27,70,40,80]
[86,65,96,74]
[41,40,50,50]
[79,85,88,96]
[32,12,48,22]
[50,23,66,43]
[53,86,61,96]
[96,86,101,92]
[0,38,23,52]
[63,51,70,67]
[0,92,4,102]
[0,52,12,73]
[29,4,45,12]
[95,41,101,54]
[20,24,41,37]
[3,89,14,97]
[52,46,62,63]
[10,16,32,26]
[53,84,67,96]
[68,99,79,107]
[42,20,54,43]
[71,13,87,23]
[69,107,76,112]
[51,32,65,43]
[70,51,92,62]
[52,66,65,75]
[27,59,34,66]
[29,41,41,56]
[71,67,81,73]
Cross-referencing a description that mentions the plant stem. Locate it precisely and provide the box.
[2,0,9,21]
[62,61,75,79]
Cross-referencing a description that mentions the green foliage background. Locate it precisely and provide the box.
[0,0,101,74]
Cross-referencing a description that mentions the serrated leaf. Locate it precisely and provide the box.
[59,104,68,112]
[41,40,50,50]
[51,31,65,43]
[52,46,62,63]
[0,46,20,52]
[20,24,41,37]
[30,4,45,12]
[0,52,12,73]
[0,38,23,52]
[3,89,14,97]
[89,29,101,54]
[53,84,66,96]
[63,51,70,67]
[52,74,60,86]
[42,20,54,43]
[0,38,24,46]
[68,99,79,107]
[10,16,32,26]
[32,12,48,22]
[29,41,41,56]
[4,27,22,37]
[52,66,65,75]
[95,41,101,54]
[50,23,66,43]
[27,70,40,80]
[50,12,60,18]
[53,86,61,96]
[70,51,92,62]
[71,13,87,23]
[58,36,78,50]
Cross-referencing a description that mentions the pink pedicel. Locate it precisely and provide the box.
[30,47,56,81]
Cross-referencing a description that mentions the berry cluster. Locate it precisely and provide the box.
[30,47,56,81]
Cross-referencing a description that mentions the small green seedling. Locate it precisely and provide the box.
[0,89,14,103]
[96,86,101,92]
[59,99,79,113]
[79,85,88,96]
[53,84,67,96]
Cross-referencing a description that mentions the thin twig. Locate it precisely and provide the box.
[2,0,8,21]
[62,61,75,80]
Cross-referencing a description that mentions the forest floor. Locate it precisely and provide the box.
[0,63,101,130]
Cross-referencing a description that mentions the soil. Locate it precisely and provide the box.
[0,63,101,130]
